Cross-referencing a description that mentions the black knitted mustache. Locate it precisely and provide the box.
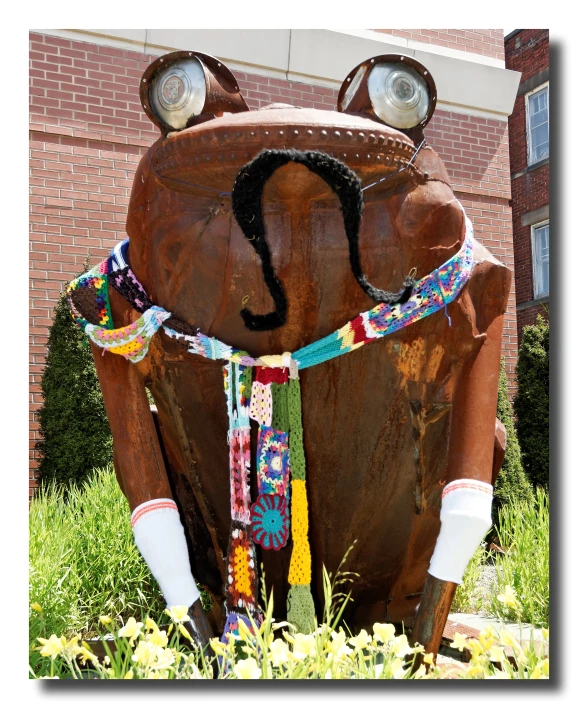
[231,148,416,332]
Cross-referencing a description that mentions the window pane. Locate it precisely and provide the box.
[528,87,549,164]
[533,224,549,297]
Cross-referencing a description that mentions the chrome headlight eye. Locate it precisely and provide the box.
[140,51,249,134]
[338,54,436,131]
[150,58,207,130]
[368,63,429,129]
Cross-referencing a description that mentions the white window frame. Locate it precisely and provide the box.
[531,219,549,299]
[525,82,549,166]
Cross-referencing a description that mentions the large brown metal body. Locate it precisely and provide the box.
[92,106,511,650]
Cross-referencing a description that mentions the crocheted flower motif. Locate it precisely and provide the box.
[257,427,290,497]
[250,494,290,550]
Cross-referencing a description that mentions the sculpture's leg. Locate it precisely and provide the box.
[412,263,511,662]
[90,339,214,650]
[411,574,457,657]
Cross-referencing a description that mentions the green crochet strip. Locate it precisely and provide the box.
[287,378,306,480]
[287,584,316,635]
[240,363,252,400]
[289,429,306,480]
[271,383,290,432]
[287,378,302,427]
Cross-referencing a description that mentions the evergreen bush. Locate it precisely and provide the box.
[493,357,534,519]
[514,315,549,488]
[36,289,113,488]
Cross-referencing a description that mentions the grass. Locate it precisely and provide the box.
[488,487,549,627]
[450,542,488,614]
[450,488,549,627]
[29,466,165,646]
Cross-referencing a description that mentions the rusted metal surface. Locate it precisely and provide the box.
[91,61,512,640]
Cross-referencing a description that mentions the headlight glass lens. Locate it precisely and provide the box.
[367,62,430,129]
[149,57,207,130]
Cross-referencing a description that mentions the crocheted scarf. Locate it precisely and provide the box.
[65,150,475,638]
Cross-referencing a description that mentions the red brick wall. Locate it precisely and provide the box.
[29,31,516,495]
[505,30,549,342]
[374,29,505,60]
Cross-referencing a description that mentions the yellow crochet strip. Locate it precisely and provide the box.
[109,340,145,356]
[233,544,253,597]
[288,480,312,585]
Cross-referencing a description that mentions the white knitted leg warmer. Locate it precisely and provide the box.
[428,479,493,584]
[131,499,201,608]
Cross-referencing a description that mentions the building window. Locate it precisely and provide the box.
[532,221,549,298]
[526,84,549,165]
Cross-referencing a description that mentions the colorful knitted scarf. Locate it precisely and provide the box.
[65,210,475,638]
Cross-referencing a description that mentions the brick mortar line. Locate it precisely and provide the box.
[29,121,156,149]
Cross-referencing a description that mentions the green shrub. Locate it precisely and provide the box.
[36,289,113,488]
[514,315,549,488]
[29,466,165,650]
[493,357,534,519]
[489,487,549,627]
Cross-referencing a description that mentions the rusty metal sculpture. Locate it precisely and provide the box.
[75,50,511,659]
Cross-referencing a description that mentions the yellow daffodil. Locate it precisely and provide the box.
[148,628,169,648]
[61,635,82,660]
[118,617,144,645]
[30,603,43,613]
[327,628,353,659]
[37,635,65,659]
[132,640,155,666]
[478,627,497,651]
[177,623,193,642]
[488,645,506,664]
[390,633,410,658]
[541,628,550,642]
[272,620,293,631]
[466,664,485,679]
[387,657,407,679]
[468,639,485,660]
[413,664,427,678]
[233,657,262,679]
[209,638,228,656]
[497,585,520,610]
[78,644,99,665]
[152,647,175,671]
[498,629,523,654]
[99,615,113,626]
[372,622,396,644]
[348,629,371,650]
[123,669,134,679]
[423,653,434,666]
[450,632,469,653]
[145,617,159,632]
[291,633,317,660]
[269,638,292,667]
[165,606,190,623]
